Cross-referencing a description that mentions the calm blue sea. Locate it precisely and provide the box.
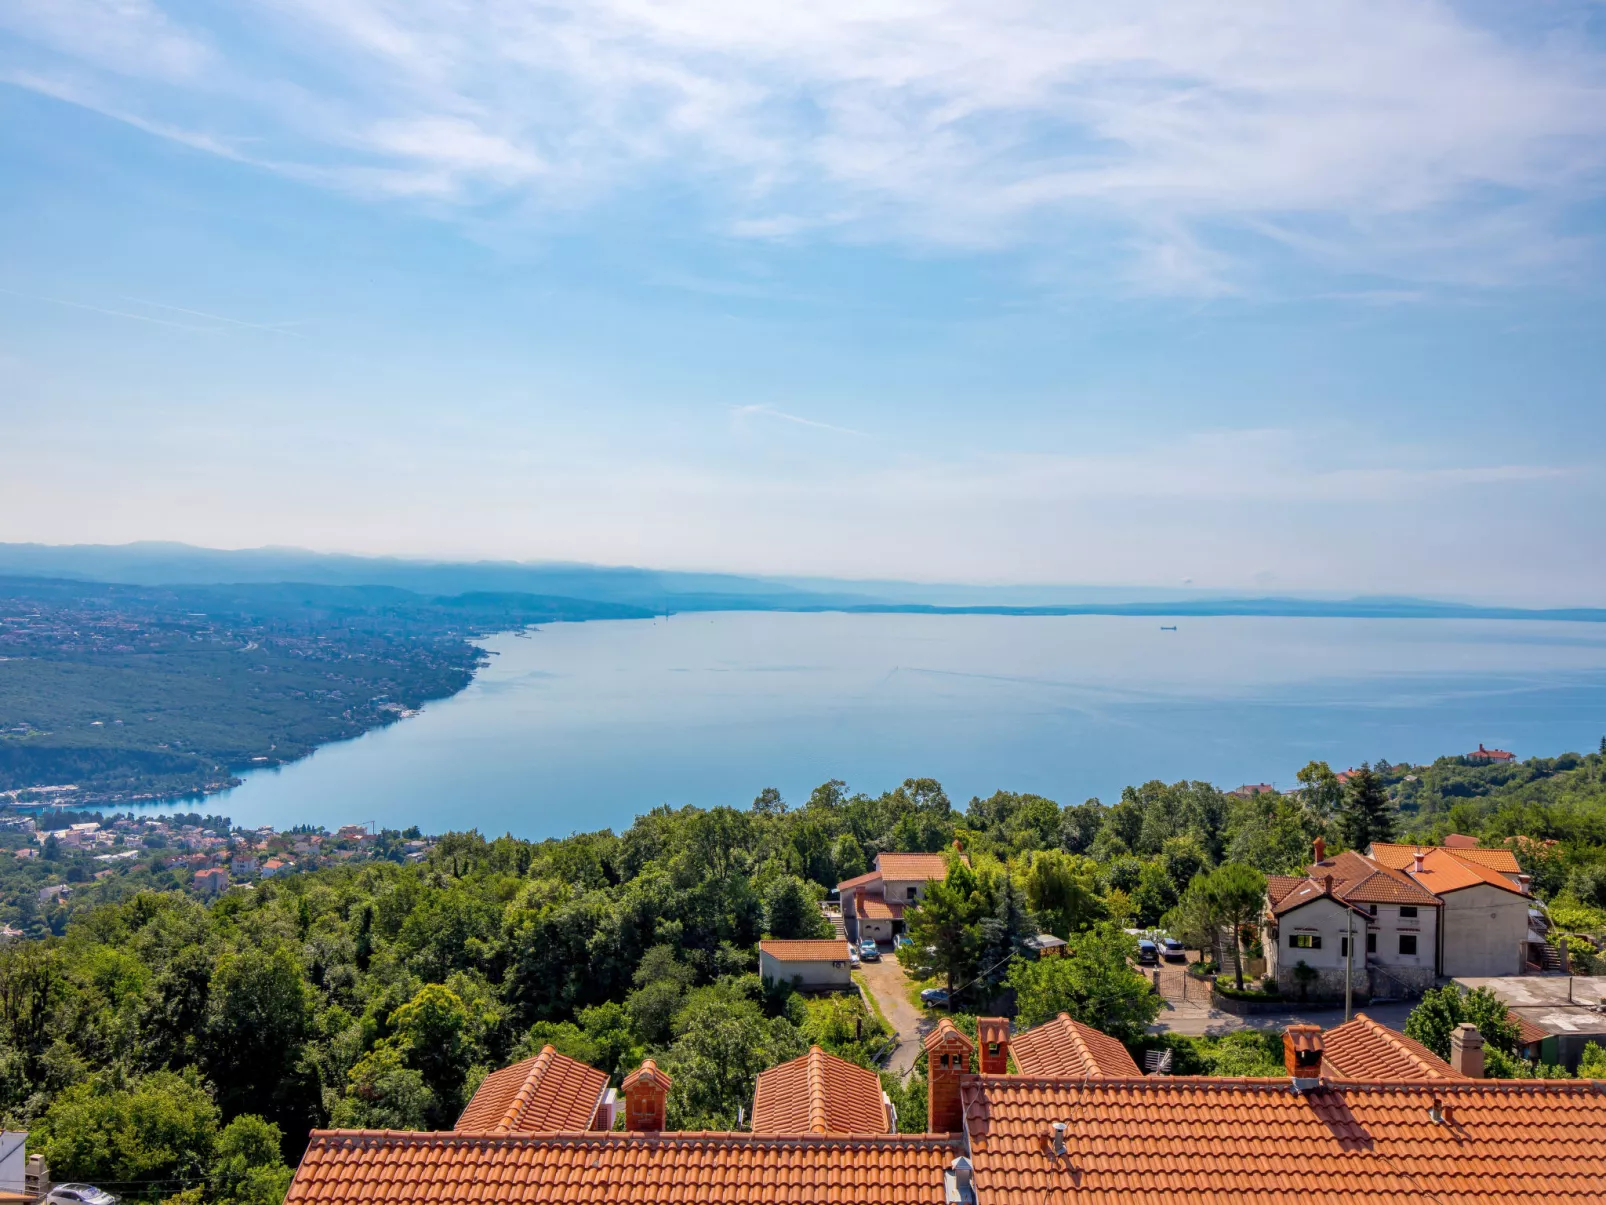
[148,613,1606,837]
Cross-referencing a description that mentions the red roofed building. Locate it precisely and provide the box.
[1007,1013,1142,1079]
[758,940,853,990]
[1320,1013,1467,1080]
[455,1044,614,1133]
[836,850,969,945]
[1468,743,1516,763]
[750,1046,895,1135]
[1368,841,1533,977]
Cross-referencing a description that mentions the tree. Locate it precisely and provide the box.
[662,988,805,1129]
[210,1114,294,1205]
[389,984,471,1124]
[1404,985,1520,1059]
[332,1044,433,1130]
[897,856,984,1005]
[977,876,1037,988]
[38,1070,219,1187]
[1005,923,1162,1042]
[1160,878,1220,967]
[751,787,788,816]
[1024,851,1105,936]
[1199,863,1266,990]
[626,946,695,1046]
[1296,761,1344,820]
[203,945,311,1122]
[1338,764,1397,850]
[1058,800,1106,854]
[764,875,828,939]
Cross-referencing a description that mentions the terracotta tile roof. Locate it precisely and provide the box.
[856,896,902,920]
[1008,1013,1141,1079]
[1406,847,1526,896]
[960,1076,1606,1204]
[1370,842,1522,875]
[454,1046,607,1133]
[288,1129,962,1205]
[1509,1010,1551,1048]
[759,940,852,963]
[1443,833,1481,848]
[751,1046,890,1136]
[1266,875,1304,905]
[1295,849,1440,908]
[1321,1014,1467,1081]
[1269,875,1374,920]
[875,853,963,882]
[834,870,882,892]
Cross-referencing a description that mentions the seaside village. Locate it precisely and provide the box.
[276,833,1606,1205]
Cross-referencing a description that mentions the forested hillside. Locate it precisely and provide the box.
[5,746,1606,1203]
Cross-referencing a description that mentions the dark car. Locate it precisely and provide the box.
[1135,938,1160,966]
[1160,937,1186,962]
[920,987,950,1008]
[858,938,881,962]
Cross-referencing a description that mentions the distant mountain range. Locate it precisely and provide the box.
[0,541,1601,622]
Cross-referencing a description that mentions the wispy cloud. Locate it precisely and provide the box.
[730,404,866,438]
[3,3,1606,291]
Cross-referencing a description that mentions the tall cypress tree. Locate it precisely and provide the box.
[1338,763,1396,850]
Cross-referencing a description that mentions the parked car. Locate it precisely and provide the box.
[848,945,861,967]
[1159,936,1186,962]
[858,938,881,962]
[920,987,950,1008]
[1135,938,1159,966]
[47,1186,117,1205]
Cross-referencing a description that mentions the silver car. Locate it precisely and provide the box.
[47,1186,118,1205]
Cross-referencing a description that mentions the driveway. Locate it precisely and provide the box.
[1151,997,1418,1037]
[855,954,929,1077]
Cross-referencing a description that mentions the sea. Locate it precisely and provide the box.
[140,613,1606,837]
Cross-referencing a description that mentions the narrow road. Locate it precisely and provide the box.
[856,954,929,1077]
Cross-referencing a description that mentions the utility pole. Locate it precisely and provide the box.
[1345,909,1354,1023]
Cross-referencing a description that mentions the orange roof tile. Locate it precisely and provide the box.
[455,1046,608,1133]
[288,1129,962,1205]
[1371,842,1522,875]
[1509,1010,1551,1048]
[1321,1014,1467,1081]
[759,940,853,963]
[876,853,963,882]
[1313,849,1442,907]
[1009,1014,1141,1079]
[856,896,902,920]
[1269,876,1373,920]
[835,870,882,892]
[751,1047,890,1136]
[1407,847,1526,896]
[1266,875,1304,905]
[961,1076,1606,1204]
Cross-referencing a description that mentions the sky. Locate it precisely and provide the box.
[2,2,1604,604]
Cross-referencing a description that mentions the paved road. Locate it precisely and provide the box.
[1151,997,1418,1037]
[856,955,930,1077]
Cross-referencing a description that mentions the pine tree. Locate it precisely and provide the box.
[978,876,1036,987]
[1338,763,1396,851]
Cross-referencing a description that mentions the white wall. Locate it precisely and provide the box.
[1268,897,1352,974]
[1364,902,1438,975]
[1441,885,1529,977]
[758,953,851,990]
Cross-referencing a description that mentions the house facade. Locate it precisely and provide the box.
[757,940,853,991]
[836,850,967,944]
[1368,842,1531,977]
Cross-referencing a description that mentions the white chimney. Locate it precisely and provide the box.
[1412,848,1426,875]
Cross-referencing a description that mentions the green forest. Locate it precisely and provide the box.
[4,746,1606,1203]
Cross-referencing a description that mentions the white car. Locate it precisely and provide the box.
[47,1186,118,1205]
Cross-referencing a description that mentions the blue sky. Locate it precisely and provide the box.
[2,2,1604,603]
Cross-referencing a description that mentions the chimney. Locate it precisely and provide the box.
[977,1017,1010,1075]
[1283,1024,1323,1090]
[621,1059,673,1132]
[1313,836,1325,864]
[1412,847,1426,875]
[923,1018,975,1133]
[944,1155,976,1204]
[1322,874,1333,894]
[1450,1024,1484,1078]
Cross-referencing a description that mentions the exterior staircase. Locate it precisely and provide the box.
[823,907,847,940]
[1540,941,1565,972]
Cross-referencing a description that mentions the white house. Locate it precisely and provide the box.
[1369,842,1532,978]
[758,940,853,991]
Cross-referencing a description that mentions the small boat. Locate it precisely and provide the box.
[1160,625,1177,631]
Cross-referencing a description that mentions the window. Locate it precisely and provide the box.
[907,886,918,900]
[1340,937,1349,957]
[1289,934,1320,949]
[1399,906,1417,919]
[1368,904,1378,917]
[1399,934,1418,956]
[1366,932,1377,954]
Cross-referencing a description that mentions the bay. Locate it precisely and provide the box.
[168,613,1606,836]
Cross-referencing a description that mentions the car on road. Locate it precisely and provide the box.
[858,938,881,962]
[47,1186,118,1205]
[1159,936,1186,962]
[920,987,950,1008]
[1135,938,1160,966]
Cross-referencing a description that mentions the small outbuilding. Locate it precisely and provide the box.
[758,940,853,991]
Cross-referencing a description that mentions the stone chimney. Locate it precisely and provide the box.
[621,1059,673,1132]
[1313,836,1325,864]
[1322,874,1333,894]
[924,1018,975,1133]
[1283,1024,1323,1090]
[1412,847,1426,875]
[1450,1023,1485,1078]
[977,1017,1010,1075]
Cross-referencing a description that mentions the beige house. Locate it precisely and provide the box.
[758,940,853,990]
[1369,842,1531,977]
[836,850,968,945]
